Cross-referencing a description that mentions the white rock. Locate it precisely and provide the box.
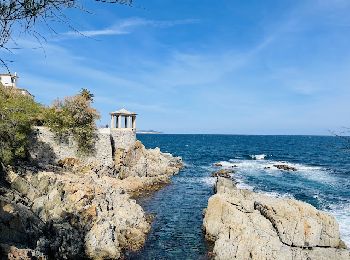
[203,177,350,260]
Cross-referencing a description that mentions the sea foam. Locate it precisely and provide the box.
[215,157,348,245]
[249,154,267,160]
[327,203,350,247]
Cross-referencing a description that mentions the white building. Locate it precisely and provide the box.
[0,72,33,97]
[0,73,18,88]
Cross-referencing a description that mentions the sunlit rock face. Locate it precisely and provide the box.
[203,177,350,260]
[2,169,149,259]
[119,140,183,179]
[0,139,183,259]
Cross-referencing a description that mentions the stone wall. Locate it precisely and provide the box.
[29,127,136,165]
[110,128,137,150]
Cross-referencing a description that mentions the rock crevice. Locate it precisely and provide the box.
[203,177,350,260]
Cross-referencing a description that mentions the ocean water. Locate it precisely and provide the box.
[126,134,350,259]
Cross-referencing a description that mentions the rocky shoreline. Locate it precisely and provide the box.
[0,141,182,259]
[203,177,350,260]
[3,135,350,260]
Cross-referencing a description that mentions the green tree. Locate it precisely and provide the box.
[44,90,100,155]
[0,84,43,165]
[80,88,94,102]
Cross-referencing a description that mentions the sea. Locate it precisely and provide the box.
[126,134,350,259]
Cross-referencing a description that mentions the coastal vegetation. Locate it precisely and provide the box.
[0,83,43,165]
[44,89,100,155]
[0,84,99,167]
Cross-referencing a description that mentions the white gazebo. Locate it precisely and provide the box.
[110,108,137,130]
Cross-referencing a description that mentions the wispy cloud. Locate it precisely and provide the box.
[63,17,199,38]
[66,28,128,37]
[8,1,350,134]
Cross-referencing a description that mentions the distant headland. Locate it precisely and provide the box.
[137,130,163,134]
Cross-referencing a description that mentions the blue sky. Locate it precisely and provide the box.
[3,0,350,134]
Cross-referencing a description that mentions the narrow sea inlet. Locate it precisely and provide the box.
[127,134,350,259]
[127,135,215,259]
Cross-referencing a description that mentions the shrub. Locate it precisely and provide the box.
[44,90,100,155]
[0,84,43,165]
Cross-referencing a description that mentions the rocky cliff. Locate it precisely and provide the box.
[0,141,182,259]
[203,177,350,260]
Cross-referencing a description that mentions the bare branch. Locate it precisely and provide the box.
[0,0,133,70]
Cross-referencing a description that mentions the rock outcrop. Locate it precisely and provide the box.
[0,141,183,259]
[2,169,150,259]
[0,186,47,259]
[211,169,234,178]
[118,141,183,180]
[273,164,297,171]
[203,177,350,260]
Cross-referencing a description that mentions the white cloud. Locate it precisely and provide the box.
[7,2,350,134]
[63,17,199,38]
[65,28,128,37]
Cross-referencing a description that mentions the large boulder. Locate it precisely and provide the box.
[0,185,47,259]
[119,141,183,179]
[203,177,350,260]
[0,188,44,248]
[3,169,150,259]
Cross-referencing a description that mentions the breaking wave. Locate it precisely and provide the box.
[212,157,349,246]
[249,154,267,160]
[327,203,350,247]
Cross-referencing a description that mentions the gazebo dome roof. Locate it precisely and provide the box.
[110,108,137,115]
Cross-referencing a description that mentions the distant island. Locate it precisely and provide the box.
[137,130,163,134]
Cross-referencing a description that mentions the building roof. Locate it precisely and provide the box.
[110,108,137,115]
[0,73,18,77]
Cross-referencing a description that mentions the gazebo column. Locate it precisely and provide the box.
[117,115,122,128]
[124,116,128,128]
[110,110,137,129]
[132,116,136,129]
[110,115,114,128]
